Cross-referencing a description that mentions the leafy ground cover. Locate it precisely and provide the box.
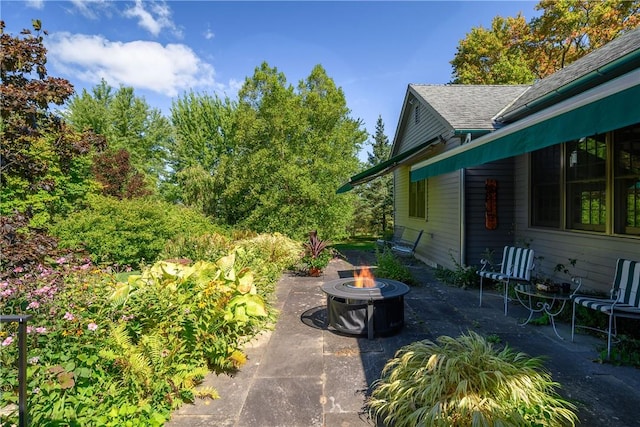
[0,230,300,426]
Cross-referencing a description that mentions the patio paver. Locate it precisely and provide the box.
[167,251,640,427]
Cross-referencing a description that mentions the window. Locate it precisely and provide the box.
[531,144,561,227]
[566,135,607,231]
[614,126,640,235]
[409,179,426,219]
[530,123,640,236]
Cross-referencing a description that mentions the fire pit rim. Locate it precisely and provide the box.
[321,278,410,300]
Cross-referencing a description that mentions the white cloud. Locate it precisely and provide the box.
[203,24,215,40]
[47,33,217,97]
[68,0,112,20]
[124,0,182,38]
[25,0,44,9]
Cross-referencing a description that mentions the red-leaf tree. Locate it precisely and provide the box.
[0,19,105,224]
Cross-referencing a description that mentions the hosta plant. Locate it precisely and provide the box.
[367,331,578,427]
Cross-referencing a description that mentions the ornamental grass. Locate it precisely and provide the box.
[366,331,578,427]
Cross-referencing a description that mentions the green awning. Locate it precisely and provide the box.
[337,135,440,193]
[411,71,640,182]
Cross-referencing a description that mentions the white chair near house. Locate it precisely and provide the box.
[571,258,640,360]
[478,246,535,315]
[391,229,423,258]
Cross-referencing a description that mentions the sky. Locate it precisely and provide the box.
[2,0,540,158]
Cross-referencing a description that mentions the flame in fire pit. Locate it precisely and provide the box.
[353,266,376,288]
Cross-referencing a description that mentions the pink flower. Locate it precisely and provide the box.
[35,327,47,334]
[63,312,75,321]
[27,301,40,310]
[13,266,24,273]
[56,257,67,264]
[87,323,98,331]
[1,336,13,347]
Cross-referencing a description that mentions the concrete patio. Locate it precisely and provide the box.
[167,250,640,427]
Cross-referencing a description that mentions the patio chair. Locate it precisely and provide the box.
[376,226,405,248]
[478,246,535,315]
[571,258,640,359]
[391,229,423,258]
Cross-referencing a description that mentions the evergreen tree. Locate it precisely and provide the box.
[361,116,393,236]
[63,79,173,191]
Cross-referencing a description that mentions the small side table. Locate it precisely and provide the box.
[514,282,580,339]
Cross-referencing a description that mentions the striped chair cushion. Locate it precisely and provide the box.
[612,259,640,307]
[478,246,534,281]
[574,259,640,313]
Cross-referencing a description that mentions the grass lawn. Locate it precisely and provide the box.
[332,236,377,252]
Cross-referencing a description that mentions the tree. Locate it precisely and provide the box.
[0,20,105,226]
[224,62,366,240]
[451,0,640,84]
[529,0,640,78]
[63,79,173,191]
[359,115,393,236]
[168,91,236,216]
[92,148,151,199]
[451,15,536,84]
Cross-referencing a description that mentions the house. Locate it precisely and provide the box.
[339,27,640,293]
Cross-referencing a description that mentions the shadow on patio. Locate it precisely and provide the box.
[167,249,640,427]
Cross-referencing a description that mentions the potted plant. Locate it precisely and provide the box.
[302,231,331,277]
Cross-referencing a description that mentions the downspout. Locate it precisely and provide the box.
[459,168,466,266]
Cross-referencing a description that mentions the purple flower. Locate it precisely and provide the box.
[1,336,13,347]
[87,323,98,331]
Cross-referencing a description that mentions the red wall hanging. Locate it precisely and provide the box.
[485,179,498,230]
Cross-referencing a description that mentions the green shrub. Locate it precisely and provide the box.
[374,247,414,284]
[234,233,303,297]
[0,253,272,426]
[50,195,221,268]
[367,331,578,427]
[160,232,233,264]
[433,251,479,288]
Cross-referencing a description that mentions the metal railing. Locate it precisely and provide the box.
[1,314,32,427]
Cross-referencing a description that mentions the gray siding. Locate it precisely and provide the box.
[393,109,462,270]
[464,158,515,268]
[395,98,451,154]
[513,154,640,294]
[394,166,462,270]
[422,171,462,269]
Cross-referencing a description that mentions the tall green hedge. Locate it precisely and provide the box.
[51,195,223,268]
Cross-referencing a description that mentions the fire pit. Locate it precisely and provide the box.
[321,268,410,339]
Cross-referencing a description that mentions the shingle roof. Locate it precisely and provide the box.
[410,84,530,131]
[500,27,640,120]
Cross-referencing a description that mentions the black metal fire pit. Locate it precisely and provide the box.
[321,278,410,339]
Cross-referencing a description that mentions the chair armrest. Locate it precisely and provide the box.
[569,276,583,297]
